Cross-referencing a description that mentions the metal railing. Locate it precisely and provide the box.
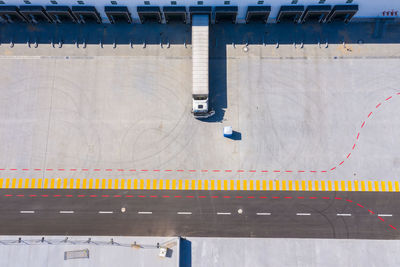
[0,237,177,250]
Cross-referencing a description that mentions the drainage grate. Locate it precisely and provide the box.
[64,249,89,260]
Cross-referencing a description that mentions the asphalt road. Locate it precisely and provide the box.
[0,189,399,239]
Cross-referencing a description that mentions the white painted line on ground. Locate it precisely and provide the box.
[296,213,311,216]
[59,211,74,214]
[217,212,231,215]
[256,213,271,216]
[177,212,192,215]
[98,211,113,214]
[20,211,35,214]
[337,213,352,216]
[138,211,153,215]
[378,214,393,217]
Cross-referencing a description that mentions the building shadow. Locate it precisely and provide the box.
[1,20,399,123]
[1,20,399,45]
[179,237,192,267]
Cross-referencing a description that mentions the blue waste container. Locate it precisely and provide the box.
[223,126,233,137]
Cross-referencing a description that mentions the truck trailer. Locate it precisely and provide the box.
[191,14,215,119]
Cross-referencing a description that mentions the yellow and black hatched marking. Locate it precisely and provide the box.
[0,178,399,192]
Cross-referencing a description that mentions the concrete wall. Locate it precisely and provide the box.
[1,0,400,23]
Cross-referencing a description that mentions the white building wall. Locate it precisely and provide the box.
[2,0,400,23]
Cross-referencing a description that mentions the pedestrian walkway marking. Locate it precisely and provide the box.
[0,178,399,192]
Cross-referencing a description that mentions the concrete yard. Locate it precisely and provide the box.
[0,235,398,267]
[0,236,179,267]
[0,22,399,185]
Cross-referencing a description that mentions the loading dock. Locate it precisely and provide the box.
[326,5,358,23]
[245,5,271,23]
[0,5,26,23]
[163,6,187,24]
[137,6,161,23]
[189,6,211,23]
[45,6,77,23]
[19,5,52,23]
[301,5,331,23]
[215,6,238,23]
[276,5,304,23]
[71,6,102,23]
[105,6,132,24]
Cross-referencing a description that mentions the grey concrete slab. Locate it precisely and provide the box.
[0,23,399,183]
[190,237,400,267]
[0,236,178,267]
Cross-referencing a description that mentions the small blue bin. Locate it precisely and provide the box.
[223,126,233,137]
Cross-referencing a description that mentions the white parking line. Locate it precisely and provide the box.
[256,213,271,216]
[337,213,352,216]
[20,211,35,214]
[296,213,311,216]
[177,212,192,215]
[138,211,153,215]
[59,211,74,214]
[98,211,113,214]
[378,214,393,217]
[217,212,231,215]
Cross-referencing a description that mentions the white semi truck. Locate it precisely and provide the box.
[191,14,215,119]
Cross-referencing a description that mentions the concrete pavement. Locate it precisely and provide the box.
[0,236,179,267]
[0,23,399,186]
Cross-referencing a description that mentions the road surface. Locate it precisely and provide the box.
[0,189,398,239]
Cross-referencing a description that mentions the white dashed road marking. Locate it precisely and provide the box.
[98,211,113,214]
[296,213,311,216]
[217,212,231,215]
[138,211,153,214]
[177,212,192,215]
[59,211,74,214]
[378,214,392,217]
[337,214,352,216]
[20,211,35,214]
[256,213,271,216]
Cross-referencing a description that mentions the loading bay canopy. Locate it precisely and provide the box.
[105,6,132,24]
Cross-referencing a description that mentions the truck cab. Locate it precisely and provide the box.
[192,94,214,118]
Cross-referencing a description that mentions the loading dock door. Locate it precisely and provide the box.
[163,6,187,24]
[326,5,358,23]
[137,6,161,23]
[301,5,331,23]
[72,6,102,23]
[189,6,211,24]
[0,6,26,23]
[46,6,77,23]
[19,5,52,23]
[276,5,304,23]
[105,6,132,24]
[215,6,238,23]
[246,6,271,23]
